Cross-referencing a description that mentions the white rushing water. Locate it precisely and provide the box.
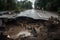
[8,30,33,39]
[16,30,33,37]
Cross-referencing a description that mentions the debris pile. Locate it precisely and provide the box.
[0,16,60,40]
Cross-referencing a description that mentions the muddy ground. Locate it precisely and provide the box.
[0,17,60,40]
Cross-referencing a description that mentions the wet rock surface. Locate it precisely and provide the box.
[0,17,60,40]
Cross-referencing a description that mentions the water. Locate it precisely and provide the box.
[0,9,58,19]
[17,9,58,20]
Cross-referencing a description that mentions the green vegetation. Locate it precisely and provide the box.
[57,7,60,14]
[34,0,60,13]
[0,0,17,11]
[17,1,32,11]
[0,0,32,12]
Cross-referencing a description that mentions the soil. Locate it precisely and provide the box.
[1,17,60,40]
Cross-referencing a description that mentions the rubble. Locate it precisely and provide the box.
[0,16,60,40]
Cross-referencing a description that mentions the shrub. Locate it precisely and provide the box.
[57,7,60,14]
